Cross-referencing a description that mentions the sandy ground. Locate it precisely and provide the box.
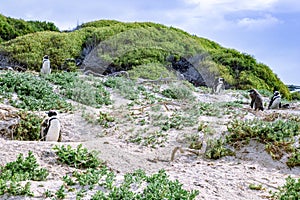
[0,88,300,200]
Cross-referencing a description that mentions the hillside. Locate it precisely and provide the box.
[0,15,291,99]
[0,71,300,199]
[0,14,59,42]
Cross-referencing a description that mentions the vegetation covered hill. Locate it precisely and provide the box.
[0,15,290,98]
[0,14,59,42]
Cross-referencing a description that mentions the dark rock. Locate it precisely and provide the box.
[167,55,207,87]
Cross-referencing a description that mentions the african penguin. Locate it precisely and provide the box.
[248,89,264,111]
[40,55,51,75]
[268,91,281,109]
[40,110,61,142]
[213,77,225,94]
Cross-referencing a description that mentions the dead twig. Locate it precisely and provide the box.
[132,101,181,112]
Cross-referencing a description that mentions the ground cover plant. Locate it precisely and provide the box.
[13,111,43,141]
[272,176,300,199]
[227,118,300,166]
[45,72,112,107]
[53,144,104,169]
[0,151,48,197]
[0,71,72,111]
[50,144,200,199]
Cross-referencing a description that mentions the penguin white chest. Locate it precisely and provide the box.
[270,97,281,109]
[46,119,61,141]
[41,60,51,75]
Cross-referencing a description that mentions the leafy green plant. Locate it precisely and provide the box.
[152,111,197,132]
[161,83,195,101]
[141,169,199,199]
[44,189,54,198]
[72,167,109,187]
[53,144,104,169]
[227,119,300,162]
[0,71,72,111]
[127,130,168,148]
[97,111,115,127]
[0,151,49,182]
[272,176,300,199]
[248,184,263,190]
[1,181,34,197]
[286,148,300,168]
[12,111,43,141]
[0,151,48,197]
[55,185,66,199]
[104,77,140,100]
[205,138,235,159]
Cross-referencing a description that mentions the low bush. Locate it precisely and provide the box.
[46,72,112,107]
[0,71,72,111]
[161,83,195,101]
[13,111,43,141]
[0,151,48,197]
[227,119,300,162]
[53,144,104,169]
[272,176,300,199]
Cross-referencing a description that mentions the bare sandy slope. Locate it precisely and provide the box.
[0,89,300,200]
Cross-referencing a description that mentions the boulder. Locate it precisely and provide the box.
[167,56,207,87]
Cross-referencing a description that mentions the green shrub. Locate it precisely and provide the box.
[46,72,112,107]
[128,63,173,80]
[227,119,300,144]
[286,148,300,168]
[0,71,72,111]
[162,83,195,101]
[0,30,87,71]
[13,111,43,141]
[0,151,49,196]
[104,77,140,100]
[53,144,104,169]
[0,151,49,182]
[272,176,300,199]
[291,92,300,101]
[205,138,235,159]
[0,14,59,41]
[227,119,300,162]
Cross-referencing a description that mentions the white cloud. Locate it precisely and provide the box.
[183,0,279,11]
[166,0,285,32]
[237,14,282,30]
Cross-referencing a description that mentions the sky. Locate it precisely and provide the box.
[0,0,299,85]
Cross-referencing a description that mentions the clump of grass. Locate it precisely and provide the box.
[46,72,112,107]
[161,83,195,101]
[104,77,140,100]
[127,130,168,148]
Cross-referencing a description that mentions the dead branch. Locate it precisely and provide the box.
[132,101,181,112]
